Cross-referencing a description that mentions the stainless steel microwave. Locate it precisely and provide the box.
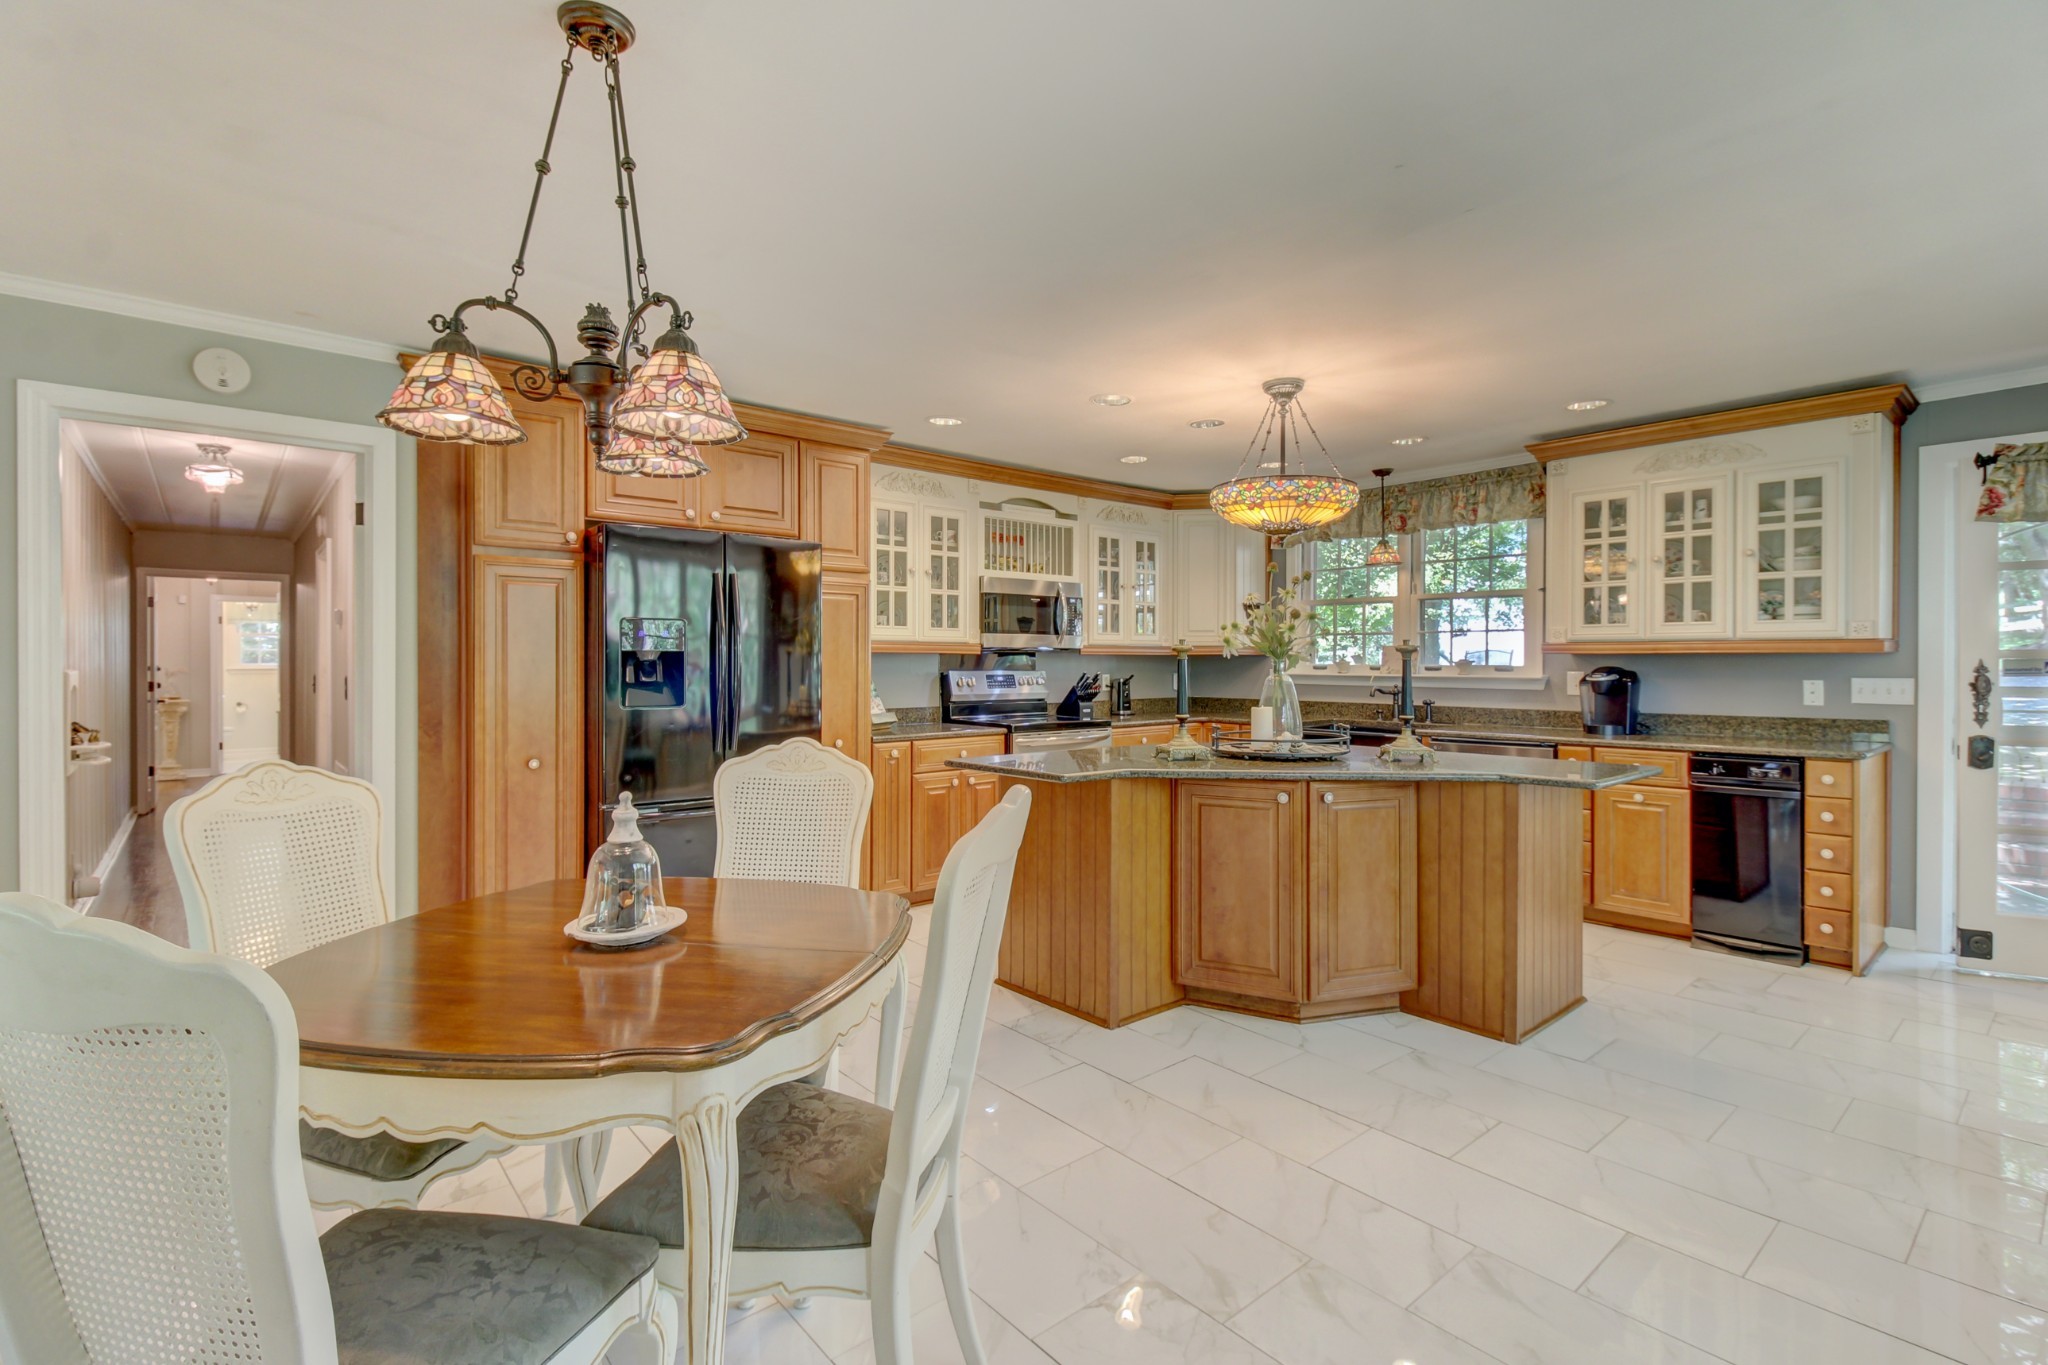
[979,574,1085,650]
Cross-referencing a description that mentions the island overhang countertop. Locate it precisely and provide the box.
[946,746,1659,788]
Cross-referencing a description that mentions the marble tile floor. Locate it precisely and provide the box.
[324,917,2048,1363]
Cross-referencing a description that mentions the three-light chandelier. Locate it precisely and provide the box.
[1208,378,1360,537]
[375,3,740,477]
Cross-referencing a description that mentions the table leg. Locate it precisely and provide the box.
[673,1089,740,1365]
[874,963,908,1110]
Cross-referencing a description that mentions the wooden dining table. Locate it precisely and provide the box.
[267,875,913,1365]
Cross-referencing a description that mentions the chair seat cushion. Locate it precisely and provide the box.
[300,1119,466,1182]
[322,1209,658,1365]
[584,1081,892,1251]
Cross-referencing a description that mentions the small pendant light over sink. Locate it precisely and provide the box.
[376,4,745,474]
[1365,468,1402,565]
[1208,378,1360,536]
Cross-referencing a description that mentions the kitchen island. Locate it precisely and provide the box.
[949,746,1656,1043]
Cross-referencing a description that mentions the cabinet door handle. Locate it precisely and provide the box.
[888,751,899,761]
[1820,886,1834,898]
[1322,791,1334,804]
[1820,774,1836,786]
[564,530,579,544]
[834,739,845,749]
[710,510,723,521]
[1276,792,1289,804]
[953,777,961,788]
[1820,847,1835,860]
[1744,548,1756,558]
[1819,921,1836,935]
[1821,810,1835,823]
[684,508,697,520]
[1632,791,1645,802]
[526,757,541,770]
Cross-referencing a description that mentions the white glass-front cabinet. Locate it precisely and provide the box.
[1087,524,1167,646]
[1542,403,1899,650]
[870,497,977,644]
[1739,463,1840,635]
[1646,474,1730,639]
[1571,491,1637,637]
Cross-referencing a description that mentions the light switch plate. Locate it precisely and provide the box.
[1851,677,1915,705]
[1802,680,1825,706]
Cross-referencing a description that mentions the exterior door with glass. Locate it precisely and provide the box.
[1957,495,2048,976]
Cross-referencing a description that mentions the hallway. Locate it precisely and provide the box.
[85,776,203,947]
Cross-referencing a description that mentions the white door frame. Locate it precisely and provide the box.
[17,380,399,904]
[1915,430,2048,956]
[208,591,284,773]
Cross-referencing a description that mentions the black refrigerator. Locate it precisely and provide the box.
[590,524,824,875]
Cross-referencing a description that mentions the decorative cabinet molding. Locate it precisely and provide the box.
[874,468,957,500]
[1541,389,1907,653]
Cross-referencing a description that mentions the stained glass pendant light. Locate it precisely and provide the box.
[596,432,709,478]
[1365,468,1402,565]
[183,443,245,495]
[1208,378,1360,536]
[376,4,746,461]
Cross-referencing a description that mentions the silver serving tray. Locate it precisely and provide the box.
[1207,724,1350,761]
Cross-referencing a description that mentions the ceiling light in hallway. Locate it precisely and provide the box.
[183,444,245,494]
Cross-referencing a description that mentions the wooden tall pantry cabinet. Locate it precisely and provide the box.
[415,352,888,912]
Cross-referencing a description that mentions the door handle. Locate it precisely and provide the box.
[1969,735,1997,770]
[1971,660,1994,729]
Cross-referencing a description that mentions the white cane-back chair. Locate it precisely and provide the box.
[0,893,676,1365]
[585,786,1034,1365]
[163,760,510,1210]
[713,736,874,885]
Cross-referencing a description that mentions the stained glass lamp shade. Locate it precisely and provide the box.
[1209,474,1358,536]
[377,332,525,445]
[610,325,747,445]
[1363,469,1401,565]
[596,433,709,478]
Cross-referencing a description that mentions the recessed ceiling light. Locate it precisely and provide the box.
[1390,436,1427,446]
[1119,455,1148,464]
[1091,393,1134,407]
[927,415,964,426]
[1565,399,1610,411]
[1187,418,1226,429]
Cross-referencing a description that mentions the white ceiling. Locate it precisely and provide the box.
[67,421,350,536]
[10,3,2048,488]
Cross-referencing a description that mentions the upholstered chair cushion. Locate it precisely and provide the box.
[322,1209,658,1365]
[584,1081,892,1251]
[299,1120,465,1182]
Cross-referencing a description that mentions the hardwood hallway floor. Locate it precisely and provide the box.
[86,776,205,947]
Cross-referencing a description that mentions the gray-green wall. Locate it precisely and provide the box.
[0,294,417,908]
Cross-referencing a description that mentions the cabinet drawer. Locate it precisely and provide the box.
[1806,868,1854,911]
[912,734,1007,771]
[1557,744,1593,762]
[1112,724,1177,747]
[1805,832,1853,872]
[1806,796,1853,834]
[1803,904,1852,949]
[1806,760,1856,799]
[1594,747,1688,786]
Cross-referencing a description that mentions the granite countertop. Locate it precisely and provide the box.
[946,747,1658,789]
[1345,722,1889,762]
[870,720,1003,741]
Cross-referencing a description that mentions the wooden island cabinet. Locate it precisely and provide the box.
[971,748,1649,1041]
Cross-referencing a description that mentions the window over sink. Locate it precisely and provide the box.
[1306,518,1545,681]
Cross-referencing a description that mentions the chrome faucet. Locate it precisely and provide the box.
[1369,685,1402,721]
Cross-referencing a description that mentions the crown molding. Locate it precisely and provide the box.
[1913,363,2048,403]
[0,271,400,365]
[1526,384,1917,464]
[875,443,1177,508]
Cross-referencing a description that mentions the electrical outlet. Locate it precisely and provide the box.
[1566,671,1587,693]
[1851,677,1916,705]
[1960,929,1995,961]
[1802,680,1825,706]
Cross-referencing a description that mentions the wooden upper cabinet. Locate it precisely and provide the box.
[472,392,586,551]
[868,741,912,895]
[819,575,871,759]
[699,432,800,537]
[1175,780,1304,1001]
[1307,783,1417,1001]
[587,463,697,528]
[1593,783,1692,924]
[468,554,584,897]
[802,443,873,572]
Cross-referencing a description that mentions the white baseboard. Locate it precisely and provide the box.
[71,806,137,913]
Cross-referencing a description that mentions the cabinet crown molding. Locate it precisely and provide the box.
[1527,383,1917,464]
[874,469,954,499]
[1095,504,1152,526]
[1632,439,1770,474]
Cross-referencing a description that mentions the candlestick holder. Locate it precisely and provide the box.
[1159,640,1208,761]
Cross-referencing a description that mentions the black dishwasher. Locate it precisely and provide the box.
[1689,754,1805,964]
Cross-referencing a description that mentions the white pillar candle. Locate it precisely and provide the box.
[1249,706,1276,741]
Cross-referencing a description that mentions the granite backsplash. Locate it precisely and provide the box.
[1191,697,1888,746]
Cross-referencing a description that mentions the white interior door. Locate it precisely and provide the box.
[1956,464,2048,975]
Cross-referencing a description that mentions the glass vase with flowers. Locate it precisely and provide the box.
[1219,573,1317,740]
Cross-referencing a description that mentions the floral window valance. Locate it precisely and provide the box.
[1977,443,2048,521]
[1305,462,1546,543]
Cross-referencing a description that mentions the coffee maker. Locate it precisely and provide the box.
[1579,666,1642,737]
